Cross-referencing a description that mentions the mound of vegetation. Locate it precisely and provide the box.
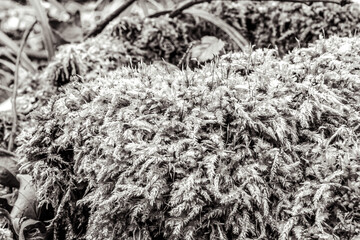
[0,14,192,150]
[199,1,360,54]
[16,35,360,239]
[39,15,191,88]
[40,1,360,87]
[6,0,356,151]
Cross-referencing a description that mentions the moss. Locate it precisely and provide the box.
[18,36,360,239]
[202,2,360,55]
[40,2,360,88]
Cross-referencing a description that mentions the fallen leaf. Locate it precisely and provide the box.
[10,174,38,221]
[190,36,225,62]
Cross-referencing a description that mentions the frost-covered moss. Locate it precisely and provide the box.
[18,36,360,239]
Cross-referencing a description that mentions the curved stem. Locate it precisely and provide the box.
[8,20,37,151]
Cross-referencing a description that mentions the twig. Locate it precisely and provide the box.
[149,0,351,18]
[8,20,37,152]
[84,0,137,40]
[148,0,210,18]
[148,10,171,18]
[170,0,210,18]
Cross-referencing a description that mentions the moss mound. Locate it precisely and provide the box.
[40,2,360,88]
[18,36,360,239]
[40,15,191,87]
[202,2,360,54]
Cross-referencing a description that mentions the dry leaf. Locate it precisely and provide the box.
[10,174,38,221]
[190,36,225,62]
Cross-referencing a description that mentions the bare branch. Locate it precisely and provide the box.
[169,0,211,18]
[84,0,137,40]
[149,0,351,18]
[149,0,210,18]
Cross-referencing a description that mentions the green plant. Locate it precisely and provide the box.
[200,1,360,54]
[17,35,360,239]
[32,0,360,89]
[40,15,192,88]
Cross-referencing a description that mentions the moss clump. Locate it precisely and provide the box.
[40,15,191,87]
[202,2,360,55]
[18,36,360,239]
[41,2,360,87]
